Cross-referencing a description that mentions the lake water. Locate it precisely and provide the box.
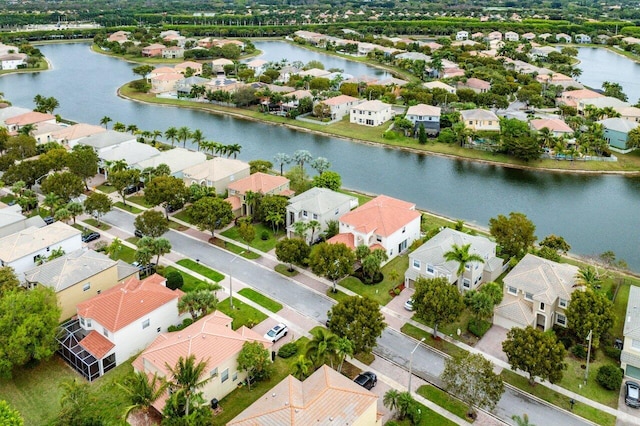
[577,47,640,103]
[2,42,640,270]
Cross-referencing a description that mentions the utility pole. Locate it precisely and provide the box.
[584,329,593,385]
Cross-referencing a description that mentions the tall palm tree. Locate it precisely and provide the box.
[177,126,191,148]
[191,129,205,152]
[109,159,128,173]
[113,122,126,132]
[43,192,61,215]
[574,266,602,288]
[443,243,485,290]
[152,130,162,145]
[292,355,313,380]
[227,143,242,159]
[164,127,178,147]
[65,201,83,222]
[100,116,112,129]
[165,354,211,418]
[305,328,338,368]
[383,389,400,417]
[126,124,139,135]
[335,337,354,373]
[118,371,168,426]
[273,152,291,176]
[18,124,35,136]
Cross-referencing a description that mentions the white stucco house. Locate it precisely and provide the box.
[319,95,361,121]
[621,286,640,379]
[456,31,469,41]
[350,100,393,126]
[405,104,441,135]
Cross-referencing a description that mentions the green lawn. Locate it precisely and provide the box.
[112,245,137,264]
[237,288,283,313]
[96,184,116,194]
[340,255,409,306]
[163,266,207,292]
[389,400,458,426]
[213,239,261,260]
[125,237,139,246]
[125,195,152,208]
[83,218,111,230]
[171,209,193,224]
[168,219,189,231]
[217,298,268,330]
[274,264,298,277]
[558,350,620,408]
[0,194,16,203]
[412,308,479,346]
[417,385,471,422]
[326,288,352,303]
[337,189,372,206]
[500,369,616,426]
[176,259,225,282]
[221,223,279,253]
[114,202,143,214]
[401,323,466,358]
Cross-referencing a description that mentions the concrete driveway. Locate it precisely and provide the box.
[475,325,509,363]
[617,379,640,425]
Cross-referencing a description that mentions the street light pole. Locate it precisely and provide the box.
[408,337,425,393]
[229,255,240,309]
[584,329,593,385]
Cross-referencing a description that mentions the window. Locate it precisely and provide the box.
[633,339,640,350]
[83,282,91,292]
[376,235,382,242]
[507,286,517,296]
[313,213,318,220]
[302,210,308,217]
[413,259,420,269]
[86,319,92,327]
[210,368,218,378]
[539,302,545,311]
[463,279,471,289]
[465,263,471,271]
[103,328,109,337]
[335,209,339,215]
[556,313,567,326]
[80,317,85,326]
[233,372,238,381]
[97,290,101,294]
[559,298,568,308]
[221,368,229,383]
[157,327,161,333]
[402,226,406,233]
[142,319,150,329]
[426,265,434,274]
[524,292,533,301]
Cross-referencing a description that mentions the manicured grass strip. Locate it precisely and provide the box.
[163,266,206,292]
[114,202,143,214]
[500,369,616,426]
[337,189,371,206]
[125,237,139,246]
[168,219,188,231]
[83,218,111,230]
[0,194,16,203]
[176,258,224,282]
[171,209,193,224]
[417,384,472,422]
[96,184,116,193]
[275,264,298,277]
[237,288,283,313]
[339,255,409,306]
[401,323,466,358]
[125,195,152,208]
[217,298,267,330]
[390,400,458,426]
[326,288,351,303]
[221,223,279,252]
[112,245,137,264]
[213,239,261,259]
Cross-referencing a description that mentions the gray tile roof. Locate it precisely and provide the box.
[624,286,640,340]
[494,295,534,328]
[287,187,357,215]
[503,253,578,303]
[598,117,640,134]
[80,130,136,149]
[116,260,139,281]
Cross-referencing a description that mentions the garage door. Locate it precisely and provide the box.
[626,365,640,380]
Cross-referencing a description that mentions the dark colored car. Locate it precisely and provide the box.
[134,229,144,238]
[124,184,139,195]
[43,216,55,225]
[626,381,640,408]
[354,371,377,390]
[81,232,100,243]
[133,261,157,276]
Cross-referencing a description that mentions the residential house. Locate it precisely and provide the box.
[0,106,31,127]
[539,33,552,40]
[141,43,166,57]
[529,118,574,138]
[175,61,203,75]
[404,228,503,292]
[298,68,331,78]
[24,248,138,320]
[320,95,361,121]
[535,72,583,89]
[471,32,485,40]
[276,65,301,83]
[596,35,610,44]
[32,122,66,144]
[286,187,358,240]
[227,172,293,216]
[58,274,184,381]
[176,76,210,98]
[621,286,640,379]
[282,89,313,111]
[107,31,130,44]
[134,147,207,178]
[98,141,160,171]
[574,34,592,44]
[395,52,431,62]
[456,31,469,41]
[161,46,184,59]
[0,204,46,238]
[246,59,268,75]
[132,311,271,413]
[51,123,106,147]
[505,31,519,41]
[5,111,56,134]
[228,365,382,425]
[493,254,579,331]
[529,46,557,59]
[214,39,245,51]
[76,130,136,152]
[578,96,630,116]
[556,33,572,43]
[0,222,82,277]
[328,195,421,261]
[150,72,183,94]
[148,66,177,80]
[598,117,640,150]
[623,37,640,45]
[457,77,491,94]
[350,100,393,126]
[182,157,251,195]
[405,104,441,135]
[212,58,234,74]
[522,32,537,41]
[557,88,603,108]
[488,31,503,41]
[459,109,501,132]
[616,106,640,123]
[423,80,456,94]
[0,53,27,70]
[205,75,242,93]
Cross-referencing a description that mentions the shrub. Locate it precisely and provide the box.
[602,344,621,361]
[596,364,623,390]
[182,317,194,328]
[261,230,269,240]
[165,271,184,290]
[468,318,491,338]
[571,344,587,359]
[168,325,178,332]
[277,342,298,358]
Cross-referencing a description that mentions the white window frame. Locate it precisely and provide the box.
[632,339,640,350]
[221,368,229,383]
[559,298,568,308]
[142,319,150,329]
[412,259,420,269]
[103,328,109,337]
[556,313,567,326]
[524,292,533,301]
[210,368,218,378]
[507,286,517,296]
[539,302,545,311]
[83,283,91,292]
[462,279,471,289]
[426,265,435,275]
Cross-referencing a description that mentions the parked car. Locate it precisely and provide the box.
[124,184,139,195]
[134,229,144,238]
[43,216,55,225]
[354,371,377,390]
[81,232,100,243]
[132,261,157,276]
[404,298,414,311]
[7,199,17,206]
[264,323,288,343]
[626,381,640,408]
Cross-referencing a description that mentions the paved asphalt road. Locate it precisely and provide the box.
[102,209,590,425]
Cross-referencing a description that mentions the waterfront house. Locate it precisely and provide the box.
[51,123,106,147]
[134,147,207,178]
[598,117,640,150]
[423,80,456,94]
[459,109,500,132]
[578,96,630,115]
[175,61,203,75]
[557,88,603,108]
[5,111,56,134]
[328,195,421,262]
[246,59,268,75]
[282,89,313,111]
[405,228,503,292]
[0,53,27,70]
[205,75,242,93]
[556,33,572,43]
[529,118,574,138]
[621,286,640,380]
[161,46,184,59]
[228,365,382,426]
[349,100,393,126]
[148,66,176,79]
[141,43,165,57]
[107,31,130,44]
[535,72,582,89]
[76,129,136,152]
[615,106,640,123]
[132,311,271,413]
[505,31,519,41]
[286,187,358,241]
[529,46,557,59]
[176,76,210,98]
[405,104,441,135]
[227,172,292,216]
[150,72,183,94]
[493,254,579,331]
[32,122,66,144]
[320,94,361,121]
[182,157,250,195]
[0,106,30,127]
[574,34,592,44]
[457,77,491,94]
[98,141,160,171]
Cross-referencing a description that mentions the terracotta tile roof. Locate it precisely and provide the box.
[5,111,55,126]
[228,365,378,425]
[561,89,603,100]
[51,123,106,141]
[225,195,242,210]
[406,104,441,117]
[460,77,491,90]
[152,66,177,74]
[76,274,181,332]
[327,233,355,249]
[153,73,183,81]
[338,195,420,237]
[530,118,573,133]
[228,172,290,195]
[175,61,202,71]
[79,330,115,359]
[322,94,359,106]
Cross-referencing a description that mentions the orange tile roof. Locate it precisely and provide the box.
[5,111,55,126]
[338,195,420,237]
[76,274,182,332]
[323,94,359,106]
[225,195,242,211]
[228,172,289,195]
[79,330,115,359]
[327,233,355,249]
[530,118,573,133]
[562,88,603,100]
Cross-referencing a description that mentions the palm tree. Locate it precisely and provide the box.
[574,266,602,288]
[18,124,35,136]
[109,159,128,173]
[118,371,168,426]
[443,243,484,289]
[292,355,313,380]
[165,355,211,418]
[113,122,126,132]
[383,389,400,417]
[100,116,112,129]
[293,149,313,174]
[191,129,205,151]
[273,152,291,176]
[126,124,139,135]
[54,207,71,223]
[335,337,354,373]
[43,192,61,215]
[244,190,259,217]
[66,201,84,223]
[305,328,338,368]
[227,143,242,159]
[512,413,535,426]
[152,130,162,145]
[106,238,124,260]
[164,127,178,147]
[177,126,191,148]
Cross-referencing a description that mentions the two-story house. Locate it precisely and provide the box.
[350,100,393,127]
[182,157,251,195]
[246,59,268,76]
[320,95,362,121]
[459,109,500,132]
[132,310,271,413]
[457,78,491,94]
[621,286,640,379]
[405,104,442,135]
[504,31,520,41]
[328,195,421,262]
[493,254,580,331]
[57,274,185,381]
[598,117,640,150]
[0,204,46,238]
[456,31,469,41]
[135,147,207,178]
[405,228,503,292]
[227,172,293,217]
[141,43,166,57]
[286,187,358,241]
[5,111,56,134]
[529,118,574,138]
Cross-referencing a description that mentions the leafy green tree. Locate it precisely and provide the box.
[164,355,211,418]
[257,194,288,232]
[177,289,219,320]
[67,145,99,190]
[464,290,495,320]
[6,135,36,160]
[109,169,140,208]
[443,243,484,289]
[0,267,20,296]
[418,124,428,144]
[249,159,273,174]
[54,207,71,223]
[138,236,172,264]
[237,218,256,251]
[413,276,464,338]
[134,209,169,238]
[43,192,61,215]
[602,81,627,102]
[502,325,567,385]
[312,170,342,191]
[480,281,503,305]
[275,238,310,271]
[566,289,614,348]
[489,212,537,260]
[292,355,313,380]
[305,328,338,368]
[66,201,84,224]
[0,286,61,378]
[134,246,154,268]
[144,175,189,218]
[187,196,233,239]
[83,192,112,226]
[335,337,354,373]
[441,352,504,417]
[539,234,571,254]
[327,295,386,355]
[41,172,84,202]
[309,242,355,293]
[56,379,105,426]
[118,371,168,425]
[105,238,123,261]
[237,341,271,390]
[362,249,388,284]
[0,400,23,426]
[627,127,640,149]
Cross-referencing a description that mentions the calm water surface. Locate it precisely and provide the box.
[2,42,640,270]
[577,47,640,103]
